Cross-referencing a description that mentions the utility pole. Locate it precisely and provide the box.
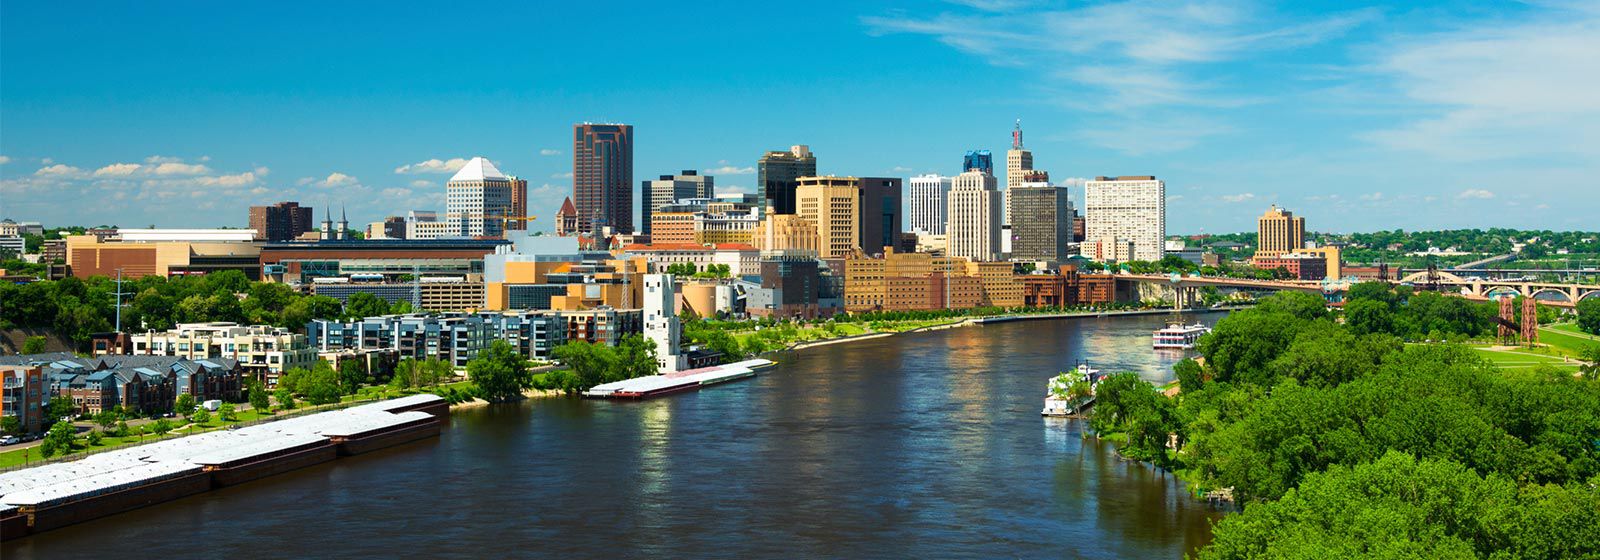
[113,268,132,333]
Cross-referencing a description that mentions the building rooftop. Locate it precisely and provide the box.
[447,157,507,183]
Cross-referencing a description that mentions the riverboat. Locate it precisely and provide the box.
[1042,364,1101,417]
[1152,323,1210,349]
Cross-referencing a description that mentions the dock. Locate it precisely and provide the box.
[582,359,774,399]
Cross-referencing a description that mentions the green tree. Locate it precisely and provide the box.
[1342,298,1395,335]
[150,418,174,436]
[1578,297,1600,335]
[273,387,297,411]
[190,407,211,425]
[86,429,104,446]
[175,393,196,415]
[615,334,659,381]
[248,380,271,415]
[40,420,75,457]
[92,410,119,431]
[342,292,391,320]
[21,335,47,354]
[218,403,237,422]
[300,361,344,405]
[0,416,21,436]
[467,340,532,402]
[47,396,75,423]
[551,340,618,393]
[338,359,369,395]
[389,299,414,314]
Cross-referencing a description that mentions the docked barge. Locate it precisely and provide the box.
[583,359,774,399]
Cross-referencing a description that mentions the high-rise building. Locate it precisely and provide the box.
[908,174,952,236]
[446,157,516,238]
[857,177,902,256]
[1005,120,1033,191]
[248,201,315,242]
[757,145,816,215]
[753,213,822,256]
[643,274,685,372]
[573,123,635,234]
[1007,181,1073,262]
[641,170,714,234]
[795,176,860,259]
[1083,176,1165,262]
[962,150,993,174]
[507,176,530,232]
[946,170,1002,261]
[1255,205,1305,259]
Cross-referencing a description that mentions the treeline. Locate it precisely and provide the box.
[1086,287,1600,558]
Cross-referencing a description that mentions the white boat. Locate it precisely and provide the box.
[1042,364,1101,417]
[1152,323,1210,349]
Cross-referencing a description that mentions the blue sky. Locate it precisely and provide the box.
[2,0,1597,234]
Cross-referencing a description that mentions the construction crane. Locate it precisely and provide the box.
[491,215,539,238]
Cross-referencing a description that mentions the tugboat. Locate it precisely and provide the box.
[1042,363,1102,417]
[1152,323,1210,349]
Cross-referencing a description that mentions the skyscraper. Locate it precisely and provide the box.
[248,201,314,242]
[962,150,993,174]
[946,169,1002,261]
[641,170,714,234]
[856,177,902,256]
[1007,179,1073,262]
[1256,205,1305,258]
[573,123,634,234]
[507,176,529,232]
[908,174,952,236]
[1083,176,1165,262]
[1005,120,1033,191]
[795,175,860,259]
[446,157,516,238]
[757,145,816,215]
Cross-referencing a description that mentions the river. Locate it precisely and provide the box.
[4,312,1228,559]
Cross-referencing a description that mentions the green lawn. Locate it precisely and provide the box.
[1536,325,1600,356]
[1471,346,1581,372]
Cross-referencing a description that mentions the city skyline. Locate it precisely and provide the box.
[3,1,1597,233]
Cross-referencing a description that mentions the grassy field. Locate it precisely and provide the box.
[1471,346,1582,372]
[1536,324,1600,356]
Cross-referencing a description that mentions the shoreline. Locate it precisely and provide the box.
[775,306,1238,356]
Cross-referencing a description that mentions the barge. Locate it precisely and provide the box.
[0,393,448,541]
[583,359,773,399]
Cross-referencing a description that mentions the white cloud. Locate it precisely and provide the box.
[892,166,914,172]
[394,157,469,174]
[539,149,562,156]
[144,155,182,164]
[150,162,211,175]
[1221,193,1256,203]
[551,172,573,179]
[34,164,85,178]
[1359,192,1384,201]
[40,158,54,165]
[718,184,755,194]
[320,172,358,187]
[296,177,316,186]
[0,155,10,165]
[1057,177,1089,188]
[706,165,755,175]
[94,163,142,177]
[381,188,413,198]
[253,166,270,177]
[410,179,433,188]
[1457,188,1495,200]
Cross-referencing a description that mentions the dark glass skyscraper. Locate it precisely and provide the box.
[856,177,903,255]
[963,150,993,174]
[757,145,816,215]
[572,123,634,233]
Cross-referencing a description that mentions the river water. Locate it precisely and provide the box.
[5,312,1228,559]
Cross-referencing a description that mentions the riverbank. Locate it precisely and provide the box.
[772,307,1237,357]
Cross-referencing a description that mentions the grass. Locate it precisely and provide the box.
[1470,346,1581,372]
[1535,325,1600,357]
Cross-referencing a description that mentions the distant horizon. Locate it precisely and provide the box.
[4,1,1597,232]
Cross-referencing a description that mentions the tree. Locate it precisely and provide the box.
[93,410,119,431]
[273,387,297,411]
[615,335,659,381]
[468,340,532,402]
[300,361,344,405]
[47,396,75,423]
[21,335,47,354]
[0,416,21,436]
[218,403,238,422]
[150,419,174,436]
[190,408,211,425]
[1578,297,1600,335]
[248,380,271,415]
[1343,298,1395,336]
[40,420,75,457]
[389,299,414,315]
[86,430,103,446]
[338,359,368,395]
[175,393,196,415]
[342,292,391,320]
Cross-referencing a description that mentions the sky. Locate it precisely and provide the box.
[2,0,1598,235]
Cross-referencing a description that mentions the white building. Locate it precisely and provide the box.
[405,210,456,240]
[908,174,952,235]
[642,171,714,235]
[620,243,761,278]
[128,322,317,385]
[1083,175,1165,262]
[446,157,515,238]
[945,170,1003,262]
[642,274,684,373]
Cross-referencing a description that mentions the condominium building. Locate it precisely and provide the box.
[796,176,861,259]
[1255,205,1306,259]
[445,157,516,238]
[1083,176,1165,262]
[1,365,45,434]
[752,213,822,256]
[643,274,685,372]
[757,145,816,215]
[857,177,903,256]
[125,322,317,386]
[946,170,1003,261]
[908,174,953,235]
[1007,182,1073,262]
[573,123,635,233]
[641,170,713,235]
[248,201,316,242]
[1005,120,1033,190]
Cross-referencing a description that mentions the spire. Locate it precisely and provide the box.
[341,205,347,222]
[1012,119,1023,150]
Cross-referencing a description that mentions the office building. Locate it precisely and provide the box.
[641,170,714,234]
[946,170,1003,261]
[248,202,315,242]
[757,145,817,215]
[1255,205,1306,259]
[445,157,517,238]
[795,176,860,259]
[908,174,952,236]
[0,220,43,237]
[857,177,902,256]
[694,211,760,245]
[752,213,822,256]
[507,176,530,232]
[622,242,761,278]
[1253,254,1328,280]
[259,238,508,283]
[1083,176,1165,262]
[65,229,262,280]
[1007,181,1073,262]
[1005,120,1033,190]
[366,216,406,240]
[962,150,993,174]
[573,123,635,234]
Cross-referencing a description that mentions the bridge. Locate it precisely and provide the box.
[1394,270,1600,304]
[1112,272,1599,309]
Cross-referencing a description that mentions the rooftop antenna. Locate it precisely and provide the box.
[1012,119,1023,150]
